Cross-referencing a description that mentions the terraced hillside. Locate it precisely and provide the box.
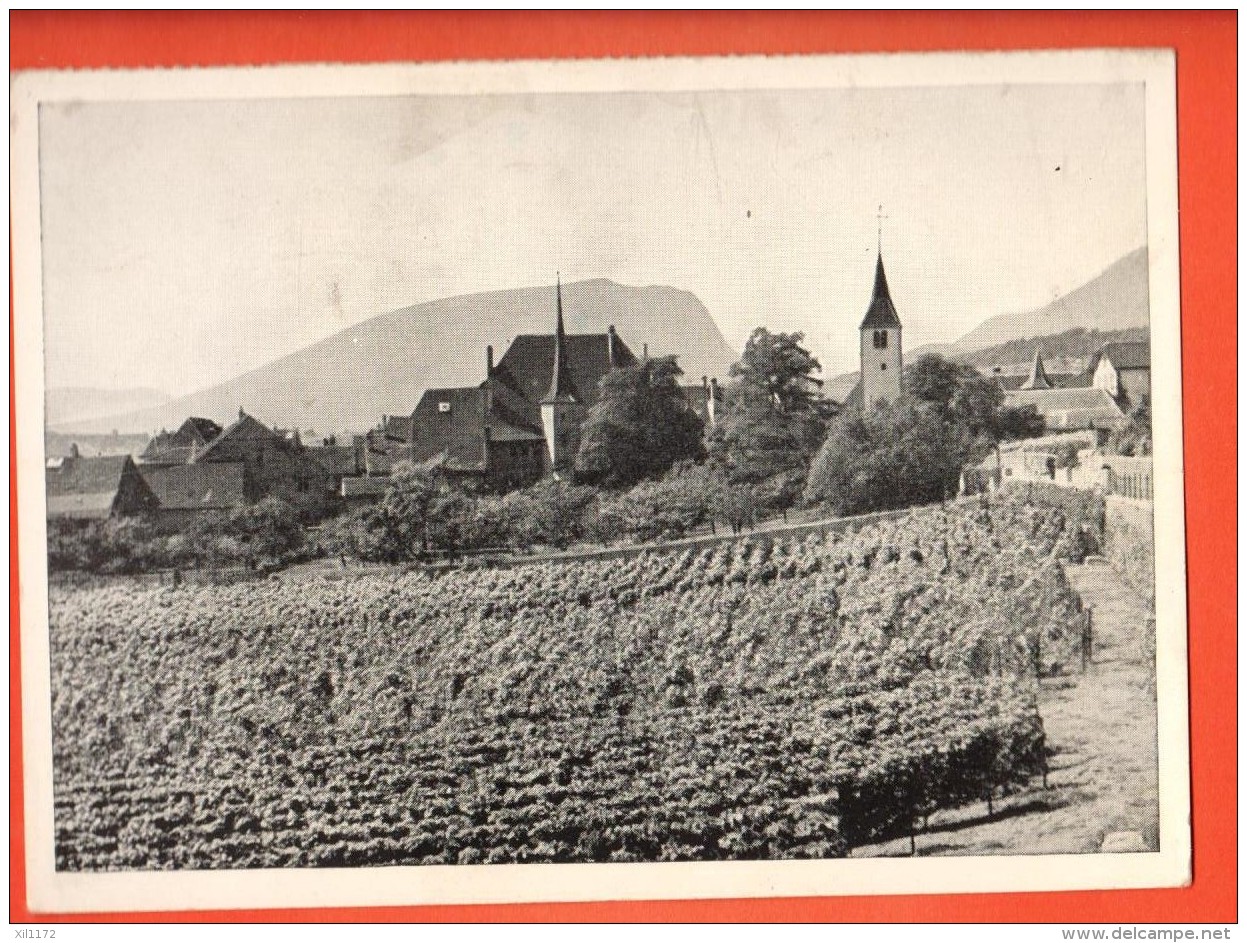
[50,495,1094,869]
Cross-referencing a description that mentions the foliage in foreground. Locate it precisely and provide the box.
[51,495,1087,868]
[47,497,306,575]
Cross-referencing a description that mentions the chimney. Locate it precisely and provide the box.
[188,439,198,463]
[607,325,617,368]
[238,407,245,420]
[708,377,719,427]
[486,344,494,377]
[68,442,80,460]
[642,342,649,361]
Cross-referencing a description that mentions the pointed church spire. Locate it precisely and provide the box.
[859,251,902,330]
[1020,346,1053,390]
[543,273,576,403]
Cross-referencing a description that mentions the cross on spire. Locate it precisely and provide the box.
[876,204,890,253]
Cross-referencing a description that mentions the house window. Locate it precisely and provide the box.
[873,330,888,350]
[880,363,887,371]
[438,402,451,413]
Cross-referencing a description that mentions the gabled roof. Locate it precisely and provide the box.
[139,462,247,511]
[493,332,638,416]
[141,416,225,464]
[194,412,292,462]
[1005,386,1125,430]
[1094,341,1151,373]
[185,417,224,442]
[46,492,120,518]
[45,454,147,519]
[1007,386,1123,412]
[860,253,903,330]
[46,454,131,497]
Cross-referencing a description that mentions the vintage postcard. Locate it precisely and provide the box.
[10,49,1189,914]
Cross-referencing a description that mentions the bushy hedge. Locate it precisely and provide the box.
[48,498,307,574]
[997,481,1105,562]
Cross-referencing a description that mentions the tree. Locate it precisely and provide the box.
[908,353,1045,456]
[500,479,598,550]
[906,354,969,414]
[369,462,439,560]
[225,497,304,568]
[1110,395,1151,456]
[575,355,706,488]
[994,404,1046,443]
[805,397,972,516]
[709,328,836,514]
[595,460,716,543]
[730,327,825,412]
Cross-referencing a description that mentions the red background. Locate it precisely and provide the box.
[9,10,1237,924]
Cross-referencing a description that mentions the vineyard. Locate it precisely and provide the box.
[50,494,1094,869]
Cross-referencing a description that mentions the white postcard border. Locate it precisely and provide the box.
[10,48,1189,914]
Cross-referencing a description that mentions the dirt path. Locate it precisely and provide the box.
[852,559,1159,857]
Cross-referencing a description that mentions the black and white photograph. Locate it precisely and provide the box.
[11,50,1188,912]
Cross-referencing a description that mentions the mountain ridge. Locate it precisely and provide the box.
[53,279,740,437]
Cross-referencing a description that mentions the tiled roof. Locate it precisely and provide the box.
[141,417,223,463]
[46,454,130,497]
[46,493,119,518]
[194,413,285,462]
[1006,386,1124,429]
[492,332,638,418]
[139,462,247,511]
[186,417,224,441]
[46,455,156,519]
[859,254,902,330]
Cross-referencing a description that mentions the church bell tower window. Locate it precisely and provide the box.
[873,330,888,350]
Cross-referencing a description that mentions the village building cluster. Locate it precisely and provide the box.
[45,277,721,523]
[46,251,1150,524]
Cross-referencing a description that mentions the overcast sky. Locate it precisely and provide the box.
[39,81,1147,394]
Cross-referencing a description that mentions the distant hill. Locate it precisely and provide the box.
[46,386,170,428]
[54,279,740,437]
[958,326,1149,371]
[823,248,1150,400]
[45,430,151,460]
[954,247,1150,352]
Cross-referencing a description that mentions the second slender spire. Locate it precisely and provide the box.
[544,273,577,403]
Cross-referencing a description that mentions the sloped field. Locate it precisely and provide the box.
[50,496,1090,869]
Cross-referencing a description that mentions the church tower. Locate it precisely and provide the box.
[859,254,904,407]
[859,217,903,408]
[540,275,581,477]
